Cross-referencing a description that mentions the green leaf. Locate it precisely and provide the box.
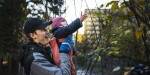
[106,1,115,7]
[111,2,119,12]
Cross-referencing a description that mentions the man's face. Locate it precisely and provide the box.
[30,29,50,46]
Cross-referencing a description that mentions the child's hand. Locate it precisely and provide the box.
[80,14,87,22]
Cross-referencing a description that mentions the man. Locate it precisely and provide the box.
[21,14,87,75]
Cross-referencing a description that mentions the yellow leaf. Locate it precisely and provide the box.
[76,34,86,43]
[135,31,143,40]
[111,2,119,12]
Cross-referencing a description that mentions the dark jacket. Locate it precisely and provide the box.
[21,18,82,75]
[53,18,82,39]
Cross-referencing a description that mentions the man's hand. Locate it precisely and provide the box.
[80,14,87,22]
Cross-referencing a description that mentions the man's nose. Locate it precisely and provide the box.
[46,32,53,38]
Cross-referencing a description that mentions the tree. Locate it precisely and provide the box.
[27,0,66,19]
[0,0,27,75]
[0,0,65,75]
[76,0,150,75]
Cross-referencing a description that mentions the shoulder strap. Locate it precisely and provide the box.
[49,37,61,66]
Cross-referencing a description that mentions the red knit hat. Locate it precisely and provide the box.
[51,17,66,29]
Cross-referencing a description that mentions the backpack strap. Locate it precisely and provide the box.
[49,37,61,66]
[69,49,76,75]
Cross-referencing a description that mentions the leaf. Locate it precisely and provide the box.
[124,30,131,35]
[106,1,115,7]
[135,31,143,40]
[94,12,102,17]
[111,41,118,44]
[106,1,119,12]
[100,4,104,8]
[111,2,119,12]
[97,56,101,61]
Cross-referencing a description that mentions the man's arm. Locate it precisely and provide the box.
[30,52,71,75]
[30,52,63,75]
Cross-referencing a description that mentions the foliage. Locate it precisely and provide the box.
[0,0,27,57]
[27,0,66,19]
[0,0,27,74]
[76,1,150,74]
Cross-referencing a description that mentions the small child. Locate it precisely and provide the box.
[51,17,76,53]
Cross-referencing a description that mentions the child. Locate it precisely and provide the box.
[51,15,87,75]
[51,17,75,53]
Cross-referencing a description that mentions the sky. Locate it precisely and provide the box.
[63,0,112,23]
[63,0,112,34]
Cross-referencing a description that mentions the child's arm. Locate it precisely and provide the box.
[53,14,87,39]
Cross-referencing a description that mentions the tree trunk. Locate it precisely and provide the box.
[0,0,27,75]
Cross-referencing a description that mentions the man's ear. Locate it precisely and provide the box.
[29,33,36,39]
